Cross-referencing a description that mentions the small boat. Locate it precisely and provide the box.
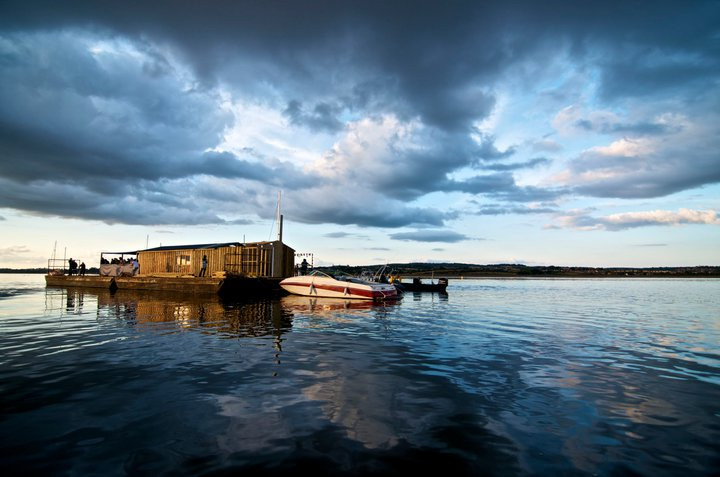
[360,265,449,294]
[393,277,448,293]
[280,270,398,300]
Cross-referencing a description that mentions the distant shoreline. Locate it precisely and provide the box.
[319,264,720,278]
[434,272,720,279]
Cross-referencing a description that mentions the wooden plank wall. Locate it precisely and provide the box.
[137,241,295,278]
[138,247,232,276]
[277,243,295,278]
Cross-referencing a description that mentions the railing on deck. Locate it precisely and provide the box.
[47,258,66,275]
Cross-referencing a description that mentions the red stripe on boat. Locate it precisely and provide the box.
[281,281,395,299]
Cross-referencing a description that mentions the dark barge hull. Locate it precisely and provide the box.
[114,276,223,294]
[45,275,284,296]
[45,275,116,289]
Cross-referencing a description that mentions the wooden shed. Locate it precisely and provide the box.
[136,241,295,279]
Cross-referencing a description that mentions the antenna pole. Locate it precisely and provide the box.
[276,191,282,242]
[279,214,283,243]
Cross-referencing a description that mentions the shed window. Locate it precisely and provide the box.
[176,255,191,266]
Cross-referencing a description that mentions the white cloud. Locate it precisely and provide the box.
[552,208,720,231]
[604,209,720,227]
[0,245,31,255]
[589,137,655,157]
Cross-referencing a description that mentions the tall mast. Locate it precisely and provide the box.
[276,190,283,242]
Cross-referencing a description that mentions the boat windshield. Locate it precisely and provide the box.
[333,274,372,284]
[307,271,374,284]
[307,270,333,278]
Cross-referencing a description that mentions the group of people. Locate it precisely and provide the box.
[97,256,140,275]
[67,258,86,276]
[100,257,134,265]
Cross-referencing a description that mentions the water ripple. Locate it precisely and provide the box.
[0,276,718,475]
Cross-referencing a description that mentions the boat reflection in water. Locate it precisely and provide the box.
[45,286,400,337]
[45,286,293,338]
[279,294,377,314]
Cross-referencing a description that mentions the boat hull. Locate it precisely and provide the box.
[280,275,397,300]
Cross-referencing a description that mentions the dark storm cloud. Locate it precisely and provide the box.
[323,232,354,239]
[473,134,517,163]
[389,230,470,243]
[574,119,673,136]
[0,0,718,227]
[6,1,715,132]
[599,51,720,101]
[444,174,567,202]
[0,178,251,225]
[194,152,318,189]
[0,30,231,181]
[497,185,570,203]
[567,141,720,199]
[0,118,312,188]
[290,198,449,228]
[474,205,558,215]
[323,231,372,240]
[484,158,551,171]
[445,173,516,194]
[0,29,317,223]
[283,100,345,133]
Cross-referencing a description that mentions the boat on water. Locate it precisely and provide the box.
[393,277,448,293]
[279,270,398,300]
[359,265,449,294]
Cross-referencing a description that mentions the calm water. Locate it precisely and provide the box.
[1,274,718,476]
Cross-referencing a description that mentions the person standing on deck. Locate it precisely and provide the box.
[79,262,86,276]
[132,258,139,275]
[300,258,308,275]
[199,255,207,277]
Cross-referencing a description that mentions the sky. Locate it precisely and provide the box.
[1,0,719,269]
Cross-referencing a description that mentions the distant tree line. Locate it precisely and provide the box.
[318,263,720,278]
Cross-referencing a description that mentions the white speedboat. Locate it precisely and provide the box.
[280,270,398,300]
